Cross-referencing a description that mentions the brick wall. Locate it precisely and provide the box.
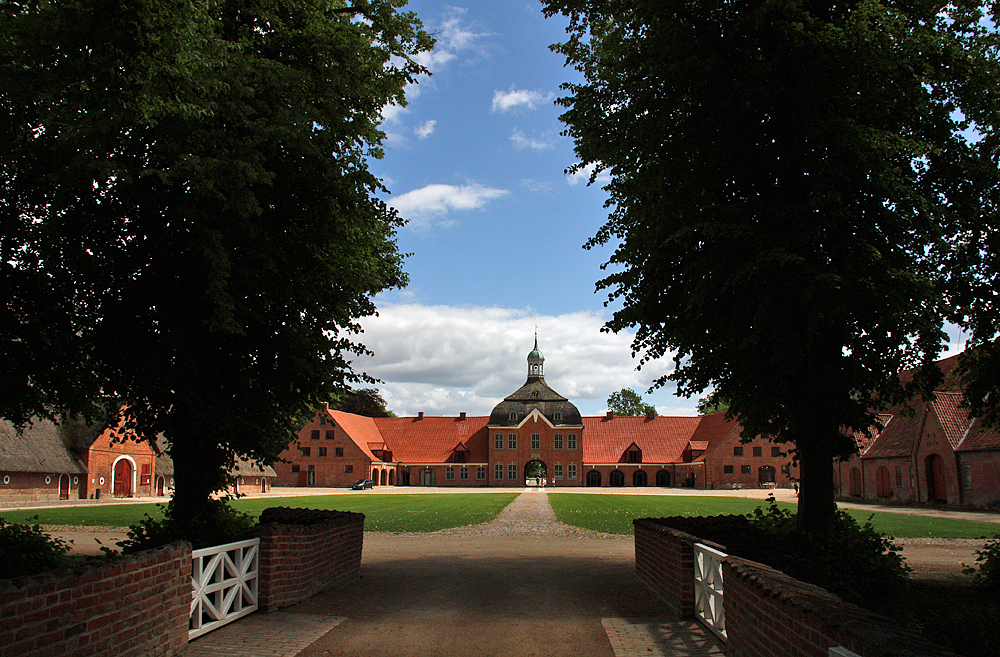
[724,557,957,657]
[0,541,190,657]
[633,515,749,619]
[253,507,364,612]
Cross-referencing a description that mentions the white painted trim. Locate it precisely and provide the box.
[111,454,137,496]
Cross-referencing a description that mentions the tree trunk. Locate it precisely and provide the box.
[793,417,838,533]
[167,430,228,532]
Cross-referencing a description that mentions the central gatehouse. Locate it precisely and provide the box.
[275,338,798,490]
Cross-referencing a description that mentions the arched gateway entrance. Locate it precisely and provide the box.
[525,460,546,485]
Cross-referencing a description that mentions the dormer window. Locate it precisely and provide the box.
[508,412,517,421]
[628,450,642,463]
[455,451,466,463]
[554,412,562,421]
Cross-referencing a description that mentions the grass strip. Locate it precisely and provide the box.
[547,493,1000,538]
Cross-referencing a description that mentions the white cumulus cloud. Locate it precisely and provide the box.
[415,120,437,139]
[567,161,613,187]
[492,87,554,113]
[390,184,510,229]
[354,304,692,418]
[510,128,553,150]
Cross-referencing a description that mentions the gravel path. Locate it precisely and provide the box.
[430,488,626,539]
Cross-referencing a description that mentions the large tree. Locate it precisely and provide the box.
[543,0,1000,531]
[607,388,657,416]
[1,0,431,530]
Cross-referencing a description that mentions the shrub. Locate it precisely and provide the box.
[119,498,257,553]
[743,496,911,607]
[0,516,73,579]
[964,534,1000,594]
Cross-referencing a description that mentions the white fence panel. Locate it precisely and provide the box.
[694,542,727,641]
[190,537,260,639]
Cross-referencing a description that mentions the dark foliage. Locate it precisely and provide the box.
[118,499,257,553]
[0,516,73,579]
[743,497,911,607]
[964,533,1000,595]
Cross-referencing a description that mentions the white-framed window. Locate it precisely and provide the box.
[508,464,517,480]
[567,433,577,449]
[554,434,563,449]
[460,466,469,480]
[508,433,517,449]
[494,463,504,480]
[567,464,577,480]
[554,412,562,421]
[554,464,563,480]
[531,433,540,449]
[477,466,486,480]
[508,412,517,421]
[495,433,504,449]
[446,466,455,480]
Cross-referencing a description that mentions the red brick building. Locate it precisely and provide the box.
[275,339,801,490]
[833,354,1000,506]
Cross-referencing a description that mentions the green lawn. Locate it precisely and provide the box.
[547,493,1000,538]
[0,493,520,533]
[2,492,997,538]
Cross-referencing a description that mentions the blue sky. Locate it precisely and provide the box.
[354,1,967,419]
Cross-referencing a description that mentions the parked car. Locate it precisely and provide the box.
[352,479,374,490]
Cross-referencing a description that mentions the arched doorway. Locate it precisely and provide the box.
[875,466,891,497]
[380,470,387,486]
[402,470,410,486]
[633,470,647,487]
[156,475,166,496]
[113,458,133,497]
[372,469,379,485]
[758,465,776,486]
[58,474,70,500]
[656,470,671,487]
[586,470,602,487]
[420,468,436,486]
[525,460,546,485]
[849,467,862,497]
[609,470,625,487]
[926,454,947,501]
[260,477,267,493]
[388,470,395,486]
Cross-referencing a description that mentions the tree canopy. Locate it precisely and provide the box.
[1,0,432,529]
[544,0,1000,531]
[607,388,657,416]
[333,388,396,418]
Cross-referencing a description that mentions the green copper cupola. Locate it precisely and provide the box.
[527,333,544,379]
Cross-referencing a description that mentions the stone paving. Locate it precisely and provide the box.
[187,612,346,656]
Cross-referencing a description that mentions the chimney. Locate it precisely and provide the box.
[418,412,424,419]
[460,412,467,420]
[607,410,614,419]
[646,410,655,420]
[322,402,329,412]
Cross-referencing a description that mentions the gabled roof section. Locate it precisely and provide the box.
[329,410,385,461]
[582,415,701,463]
[847,413,892,455]
[929,391,972,450]
[0,419,88,474]
[489,379,583,427]
[689,412,744,461]
[374,415,490,463]
[688,440,710,452]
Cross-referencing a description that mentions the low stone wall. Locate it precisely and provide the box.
[0,541,190,657]
[253,507,364,612]
[724,557,958,657]
[635,516,956,657]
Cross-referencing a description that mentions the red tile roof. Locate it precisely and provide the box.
[374,415,490,463]
[957,418,1000,451]
[582,415,702,463]
[327,410,384,461]
[861,408,923,459]
[929,392,972,449]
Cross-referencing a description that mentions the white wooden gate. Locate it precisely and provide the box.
[190,537,260,639]
[694,542,727,641]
